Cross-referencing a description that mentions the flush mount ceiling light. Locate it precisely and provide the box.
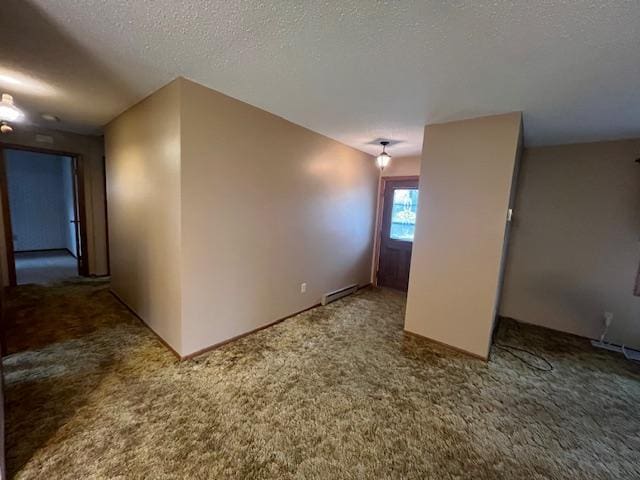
[0,122,13,134]
[0,93,23,122]
[376,141,392,170]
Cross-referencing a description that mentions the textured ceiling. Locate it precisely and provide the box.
[2,0,639,156]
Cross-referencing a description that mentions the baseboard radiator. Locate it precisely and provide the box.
[321,284,358,306]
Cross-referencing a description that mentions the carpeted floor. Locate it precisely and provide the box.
[14,250,79,286]
[4,280,640,479]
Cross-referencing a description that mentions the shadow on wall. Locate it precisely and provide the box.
[1,0,140,131]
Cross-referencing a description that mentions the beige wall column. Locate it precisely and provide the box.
[105,80,183,354]
[404,113,522,359]
[105,77,378,358]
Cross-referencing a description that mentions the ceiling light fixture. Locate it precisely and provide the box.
[0,122,13,134]
[0,93,23,122]
[376,141,392,170]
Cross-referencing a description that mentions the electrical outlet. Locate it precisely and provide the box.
[300,282,307,294]
[604,312,613,326]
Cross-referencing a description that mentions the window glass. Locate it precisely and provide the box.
[389,188,418,241]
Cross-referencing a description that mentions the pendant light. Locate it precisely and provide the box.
[0,94,23,122]
[376,141,392,170]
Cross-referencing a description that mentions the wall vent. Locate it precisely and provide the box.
[321,284,358,306]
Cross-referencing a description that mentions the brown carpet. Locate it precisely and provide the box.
[4,280,640,479]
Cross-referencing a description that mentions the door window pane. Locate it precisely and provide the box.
[389,189,418,241]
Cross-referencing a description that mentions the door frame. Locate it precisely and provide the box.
[0,276,5,480]
[0,143,90,285]
[373,175,419,287]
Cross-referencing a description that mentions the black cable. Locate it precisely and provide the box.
[492,315,553,372]
[493,343,554,372]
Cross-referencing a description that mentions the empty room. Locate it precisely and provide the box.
[1,148,82,285]
[0,1,638,479]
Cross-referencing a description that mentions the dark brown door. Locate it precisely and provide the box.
[377,178,419,291]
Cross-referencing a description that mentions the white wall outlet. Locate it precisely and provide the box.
[604,312,613,326]
[300,282,307,294]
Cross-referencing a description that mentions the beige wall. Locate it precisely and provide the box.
[180,78,378,355]
[105,78,378,357]
[0,126,108,283]
[500,139,640,349]
[105,80,183,353]
[405,113,522,359]
[382,155,421,177]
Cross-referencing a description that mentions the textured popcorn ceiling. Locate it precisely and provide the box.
[1,0,639,155]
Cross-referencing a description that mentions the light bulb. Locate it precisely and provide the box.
[376,152,391,169]
[0,93,23,122]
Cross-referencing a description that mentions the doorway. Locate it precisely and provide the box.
[0,146,88,285]
[376,177,419,292]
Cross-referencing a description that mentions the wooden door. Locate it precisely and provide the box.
[377,178,419,292]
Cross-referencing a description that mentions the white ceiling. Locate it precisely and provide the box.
[2,0,639,156]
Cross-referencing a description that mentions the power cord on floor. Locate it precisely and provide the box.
[492,316,554,372]
[493,343,553,372]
